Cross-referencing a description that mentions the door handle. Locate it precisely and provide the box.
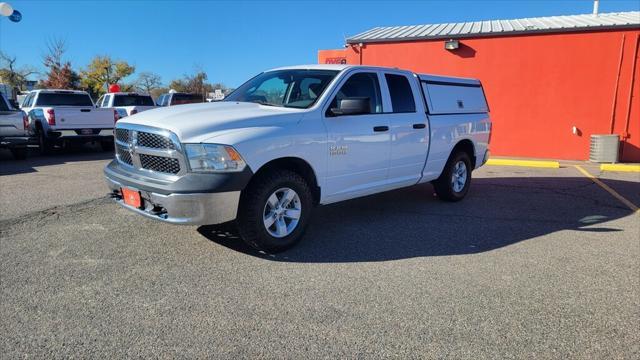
[373,126,389,132]
[412,123,426,129]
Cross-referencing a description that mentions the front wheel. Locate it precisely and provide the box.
[433,151,472,202]
[236,169,313,253]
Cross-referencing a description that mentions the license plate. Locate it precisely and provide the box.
[121,187,142,208]
[80,128,93,135]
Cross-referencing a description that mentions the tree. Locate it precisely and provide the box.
[0,52,37,96]
[40,38,80,89]
[136,72,162,94]
[168,71,217,100]
[80,55,135,97]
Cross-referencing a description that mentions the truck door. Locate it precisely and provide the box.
[322,71,391,201]
[382,72,429,187]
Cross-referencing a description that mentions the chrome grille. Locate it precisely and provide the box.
[138,132,176,149]
[116,144,133,165]
[139,154,181,174]
[115,128,130,143]
[113,126,185,177]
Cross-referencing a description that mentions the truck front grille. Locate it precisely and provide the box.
[139,154,181,174]
[115,128,130,143]
[114,127,185,176]
[116,144,133,165]
[137,132,176,150]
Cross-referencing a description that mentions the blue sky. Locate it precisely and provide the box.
[1,0,638,87]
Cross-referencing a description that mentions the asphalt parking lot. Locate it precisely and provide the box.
[1,148,638,358]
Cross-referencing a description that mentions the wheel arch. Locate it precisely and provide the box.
[249,157,321,205]
[451,139,476,169]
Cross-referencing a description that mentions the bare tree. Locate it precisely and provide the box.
[136,72,162,94]
[0,52,37,96]
[40,38,79,89]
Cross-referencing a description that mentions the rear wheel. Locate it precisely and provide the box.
[10,147,27,160]
[433,151,472,202]
[37,127,54,155]
[237,169,313,253]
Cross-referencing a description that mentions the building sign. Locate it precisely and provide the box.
[325,57,347,64]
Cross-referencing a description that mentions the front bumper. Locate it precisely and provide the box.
[104,159,252,226]
[106,175,240,225]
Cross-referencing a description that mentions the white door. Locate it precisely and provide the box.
[382,72,430,187]
[322,71,391,202]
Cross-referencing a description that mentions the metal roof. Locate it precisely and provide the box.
[346,11,640,44]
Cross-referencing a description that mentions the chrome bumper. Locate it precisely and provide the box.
[106,176,240,225]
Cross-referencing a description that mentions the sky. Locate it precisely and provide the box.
[1,0,639,87]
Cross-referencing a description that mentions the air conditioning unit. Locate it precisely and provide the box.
[590,134,619,163]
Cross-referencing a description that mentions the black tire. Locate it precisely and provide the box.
[100,139,115,152]
[236,169,314,253]
[433,151,472,202]
[37,127,54,155]
[10,147,27,160]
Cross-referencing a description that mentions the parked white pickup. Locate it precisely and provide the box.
[105,65,491,252]
[97,92,156,119]
[21,89,115,153]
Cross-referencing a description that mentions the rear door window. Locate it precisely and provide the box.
[36,93,94,106]
[113,94,155,106]
[385,74,416,113]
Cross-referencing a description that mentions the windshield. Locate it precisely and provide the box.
[113,94,155,106]
[225,69,339,109]
[36,93,93,107]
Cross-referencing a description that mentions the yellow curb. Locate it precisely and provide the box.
[575,165,639,213]
[486,158,560,168]
[600,163,640,173]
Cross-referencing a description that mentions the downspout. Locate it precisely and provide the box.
[359,43,364,65]
[609,34,626,134]
[620,34,640,159]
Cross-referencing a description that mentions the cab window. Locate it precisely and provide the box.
[328,72,383,115]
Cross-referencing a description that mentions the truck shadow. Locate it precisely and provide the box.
[197,176,636,263]
[0,145,113,176]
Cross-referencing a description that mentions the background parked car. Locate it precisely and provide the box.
[96,92,156,121]
[0,92,33,159]
[156,91,204,107]
[21,89,115,154]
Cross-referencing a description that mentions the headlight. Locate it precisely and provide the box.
[184,144,246,172]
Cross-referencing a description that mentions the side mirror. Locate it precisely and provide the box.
[329,97,371,116]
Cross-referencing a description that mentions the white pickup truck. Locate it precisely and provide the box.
[21,89,115,153]
[0,92,32,159]
[105,65,491,252]
[96,92,156,119]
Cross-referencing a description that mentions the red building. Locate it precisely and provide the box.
[319,11,640,162]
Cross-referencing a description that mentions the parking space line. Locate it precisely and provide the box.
[574,165,639,213]
[600,163,640,173]
[486,158,560,168]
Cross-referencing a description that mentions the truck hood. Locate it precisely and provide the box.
[117,101,304,143]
